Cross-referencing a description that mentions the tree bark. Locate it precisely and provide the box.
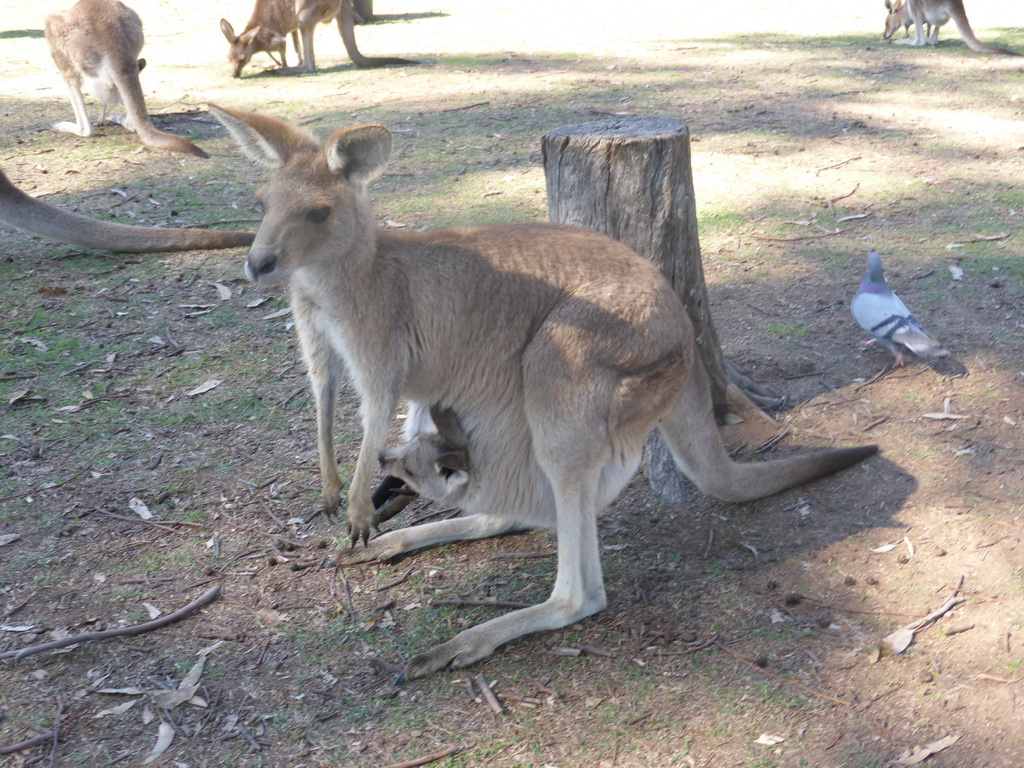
[542,117,764,508]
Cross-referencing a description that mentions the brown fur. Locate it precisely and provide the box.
[220,0,414,78]
[45,0,208,156]
[0,168,253,252]
[883,0,1020,55]
[210,103,878,679]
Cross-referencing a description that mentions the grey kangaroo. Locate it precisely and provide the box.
[210,103,878,680]
[45,0,209,156]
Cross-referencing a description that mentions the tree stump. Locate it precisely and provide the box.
[353,0,373,21]
[542,117,761,508]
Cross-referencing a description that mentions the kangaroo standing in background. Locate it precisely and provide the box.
[220,0,414,78]
[44,0,208,157]
[883,0,1020,56]
[0,168,253,252]
[210,103,877,681]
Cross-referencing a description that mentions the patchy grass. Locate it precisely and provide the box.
[2,0,1023,766]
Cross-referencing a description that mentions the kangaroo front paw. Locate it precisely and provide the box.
[346,500,375,547]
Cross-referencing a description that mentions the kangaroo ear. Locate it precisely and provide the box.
[219,18,236,42]
[435,462,470,488]
[884,0,893,9]
[325,125,392,184]
[437,447,469,473]
[209,103,317,169]
[429,404,468,444]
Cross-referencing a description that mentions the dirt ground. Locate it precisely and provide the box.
[1,1,1023,766]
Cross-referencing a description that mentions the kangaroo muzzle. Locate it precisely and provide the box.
[245,253,277,282]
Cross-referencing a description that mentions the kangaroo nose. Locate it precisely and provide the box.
[245,255,277,282]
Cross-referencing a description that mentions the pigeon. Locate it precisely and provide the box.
[851,251,949,366]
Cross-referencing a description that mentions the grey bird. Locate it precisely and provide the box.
[851,252,949,366]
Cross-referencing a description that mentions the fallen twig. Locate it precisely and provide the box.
[0,467,90,503]
[0,729,56,756]
[429,597,531,610]
[882,576,966,653]
[486,551,556,561]
[381,745,463,768]
[0,585,221,662]
[714,642,854,708]
[474,674,505,715]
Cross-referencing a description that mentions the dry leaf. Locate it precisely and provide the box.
[129,497,152,520]
[882,627,915,654]
[186,379,222,397]
[211,282,232,300]
[870,542,897,553]
[18,337,48,352]
[947,265,964,281]
[1,624,36,632]
[262,307,292,320]
[922,412,967,420]
[755,733,785,746]
[0,533,22,547]
[252,608,289,625]
[140,722,176,764]
[142,603,162,619]
[97,687,147,695]
[896,735,960,765]
[246,297,270,308]
[94,700,139,718]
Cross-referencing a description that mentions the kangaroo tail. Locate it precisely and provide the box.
[658,358,877,503]
[0,168,253,252]
[336,0,418,68]
[114,67,209,157]
[952,13,1021,56]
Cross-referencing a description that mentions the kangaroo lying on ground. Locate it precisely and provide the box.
[45,0,209,156]
[210,103,878,680]
[0,168,253,252]
[220,0,414,78]
[883,0,1020,55]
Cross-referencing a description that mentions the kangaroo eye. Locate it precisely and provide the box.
[306,206,331,224]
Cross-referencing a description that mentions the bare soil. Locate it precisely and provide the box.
[1,1,1022,766]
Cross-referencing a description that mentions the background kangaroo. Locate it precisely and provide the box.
[211,103,878,680]
[883,0,1020,55]
[0,168,253,252]
[45,0,209,156]
[220,0,414,78]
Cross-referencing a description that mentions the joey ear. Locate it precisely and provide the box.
[429,404,468,444]
[435,462,470,487]
[437,448,469,473]
[325,125,392,184]
[219,18,236,42]
[209,103,318,169]
[447,469,470,488]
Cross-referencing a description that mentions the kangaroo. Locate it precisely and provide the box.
[44,0,209,157]
[377,404,472,508]
[210,103,878,680]
[883,0,1020,55]
[0,168,253,252]
[220,0,414,78]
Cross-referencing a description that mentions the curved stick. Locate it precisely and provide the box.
[0,585,221,662]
